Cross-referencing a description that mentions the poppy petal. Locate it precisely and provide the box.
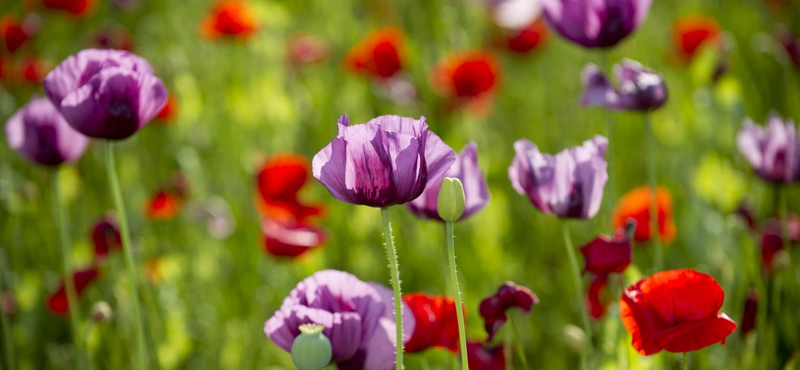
[655,314,737,353]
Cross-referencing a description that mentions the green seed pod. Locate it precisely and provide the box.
[291,324,332,370]
[438,177,466,222]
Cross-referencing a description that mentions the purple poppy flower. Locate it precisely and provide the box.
[508,135,608,219]
[406,142,490,221]
[43,48,167,141]
[264,270,415,370]
[312,115,456,208]
[541,0,652,49]
[5,97,89,166]
[737,114,800,183]
[479,282,539,341]
[581,59,667,111]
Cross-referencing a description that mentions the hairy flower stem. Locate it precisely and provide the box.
[645,113,664,271]
[380,207,404,370]
[105,142,148,370]
[683,352,688,370]
[445,221,469,370]
[562,222,592,370]
[508,314,530,369]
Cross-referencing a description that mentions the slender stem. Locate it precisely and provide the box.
[562,222,591,370]
[380,207,404,370]
[601,51,616,223]
[683,352,687,370]
[644,113,663,271]
[105,142,148,370]
[0,251,15,370]
[508,314,529,370]
[779,185,790,256]
[445,221,469,370]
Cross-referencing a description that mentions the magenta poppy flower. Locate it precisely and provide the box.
[312,115,456,208]
[407,142,490,221]
[43,49,167,140]
[479,281,539,341]
[5,97,88,167]
[542,0,652,49]
[581,59,667,112]
[737,114,800,183]
[264,270,415,370]
[508,135,608,219]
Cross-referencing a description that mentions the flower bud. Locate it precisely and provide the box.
[291,324,332,370]
[437,177,465,222]
[90,301,113,323]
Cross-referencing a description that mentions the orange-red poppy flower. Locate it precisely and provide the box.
[200,0,257,40]
[144,190,182,220]
[262,216,325,258]
[433,51,501,100]
[47,268,100,315]
[403,293,461,353]
[256,154,323,222]
[43,0,97,16]
[467,341,505,370]
[506,20,548,54]
[620,269,737,355]
[672,15,721,62]
[345,27,405,79]
[612,186,676,243]
[156,91,179,123]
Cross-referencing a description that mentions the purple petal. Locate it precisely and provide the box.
[5,97,88,166]
[580,63,621,109]
[264,305,362,361]
[313,137,354,203]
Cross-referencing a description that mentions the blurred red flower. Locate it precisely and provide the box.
[672,15,721,62]
[612,186,676,244]
[620,269,737,355]
[740,290,757,336]
[19,56,46,84]
[506,20,548,54]
[43,0,97,15]
[91,213,121,259]
[777,28,800,68]
[467,341,505,370]
[433,51,500,100]
[201,0,257,40]
[144,175,188,221]
[479,281,538,341]
[92,27,136,51]
[403,293,461,353]
[1,15,37,54]
[262,216,326,258]
[47,268,100,315]
[256,154,323,222]
[345,27,405,79]
[156,91,179,123]
[760,214,799,272]
[587,275,608,319]
[287,33,329,68]
[580,233,632,276]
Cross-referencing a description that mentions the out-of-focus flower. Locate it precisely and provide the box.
[407,142,489,221]
[735,201,757,231]
[287,33,329,68]
[43,49,167,141]
[145,258,164,284]
[257,154,324,222]
[43,0,97,15]
[312,115,456,208]
[467,341,506,370]
[541,0,652,49]
[581,59,667,112]
[264,270,415,370]
[144,174,188,221]
[479,281,539,341]
[91,213,121,259]
[612,186,676,243]
[19,56,47,84]
[777,28,800,68]
[506,20,548,54]
[200,0,257,40]
[672,15,721,62]
[262,216,326,258]
[580,233,632,276]
[509,136,608,219]
[1,291,16,316]
[738,114,800,184]
[5,97,88,166]
[403,293,461,353]
[47,267,100,315]
[92,26,136,51]
[156,91,178,123]
[90,301,113,322]
[345,27,405,79]
[487,0,543,31]
[740,290,757,336]
[620,269,737,355]
[432,51,500,101]
[1,14,38,54]
[587,275,608,319]
[760,214,800,272]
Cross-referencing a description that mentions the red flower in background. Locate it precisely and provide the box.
[587,275,608,319]
[467,341,506,370]
[19,56,46,84]
[1,15,38,54]
[43,0,97,16]
[672,15,721,62]
[760,214,799,272]
[403,293,461,353]
[777,28,800,68]
[47,268,100,315]
[92,26,136,51]
[91,214,121,258]
[580,232,632,276]
[262,216,326,258]
[506,21,548,54]
[345,27,405,79]
[287,33,329,68]
[479,281,538,341]
[740,290,757,336]
[433,51,500,101]
[620,269,737,355]
[156,91,179,123]
[201,0,257,40]
[256,154,323,222]
[144,174,188,221]
[612,186,676,243]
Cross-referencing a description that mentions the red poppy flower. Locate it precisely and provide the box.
[467,341,506,370]
[256,154,323,222]
[19,56,46,84]
[156,92,179,123]
[740,290,757,336]
[580,233,632,276]
[1,15,37,54]
[620,269,737,355]
[43,0,97,15]
[612,186,676,243]
[287,33,329,68]
[200,0,257,40]
[91,214,121,258]
[345,27,405,79]
[479,281,538,341]
[262,216,325,258]
[672,15,721,62]
[587,275,608,319]
[403,293,461,353]
[760,214,800,272]
[47,268,100,315]
[506,20,548,54]
[144,191,182,220]
[433,51,500,100]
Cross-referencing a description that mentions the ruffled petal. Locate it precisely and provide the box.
[654,314,737,353]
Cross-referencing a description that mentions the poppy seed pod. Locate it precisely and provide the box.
[291,324,332,370]
[438,177,466,222]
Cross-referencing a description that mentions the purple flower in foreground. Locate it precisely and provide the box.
[5,97,88,166]
[737,114,800,183]
[541,0,652,49]
[509,135,608,219]
[43,48,167,141]
[312,115,456,208]
[407,142,490,221]
[581,59,667,112]
[264,270,415,370]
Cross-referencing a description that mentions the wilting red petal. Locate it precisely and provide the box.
[506,20,548,54]
[91,214,121,258]
[434,51,501,100]
[345,27,405,79]
[403,293,461,353]
[580,234,632,275]
[587,275,608,319]
[43,0,97,15]
[673,15,721,62]
[47,268,100,315]
[263,217,325,258]
[156,92,179,123]
[467,341,506,370]
[479,281,538,341]
[144,191,182,220]
[256,154,323,222]
[740,290,757,336]
[200,0,257,40]
[612,186,676,243]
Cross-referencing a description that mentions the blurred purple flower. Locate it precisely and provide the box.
[508,135,608,219]
[581,59,667,111]
[737,114,800,183]
[541,0,652,48]
[264,270,415,370]
[43,48,167,140]
[479,281,539,341]
[312,115,456,208]
[5,97,88,166]
[407,142,490,221]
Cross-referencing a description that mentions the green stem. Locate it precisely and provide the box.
[105,142,148,370]
[380,207,404,370]
[601,51,616,223]
[683,352,687,370]
[445,221,469,370]
[0,251,15,370]
[562,222,591,370]
[645,113,663,271]
[508,314,529,370]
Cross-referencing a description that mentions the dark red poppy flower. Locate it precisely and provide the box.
[735,201,757,231]
[760,214,800,272]
[200,0,257,40]
[740,290,757,336]
[1,15,37,54]
[19,56,46,84]
[672,15,721,62]
[47,268,100,315]
[345,27,405,79]
[92,27,136,51]
[433,51,500,101]
[479,281,538,341]
[262,216,325,258]
[587,275,608,319]
[403,293,461,353]
[467,341,505,370]
[1,291,15,316]
[287,33,329,68]
[620,269,737,355]
[256,154,323,222]
[91,214,121,258]
[156,91,179,123]
[43,0,97,15]
[506,20,548,54]
[612,186,676,243]
[580,233,632,276]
